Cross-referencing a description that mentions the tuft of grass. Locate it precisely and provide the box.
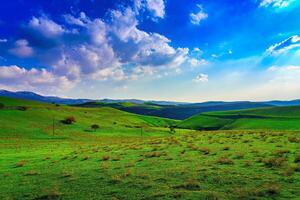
[199,147,211,155]
[24,170,39,176]
[16,160,27,168]
[173,179,201,191]
[82,155,90,161]
[294,154,300,163]
[263,157,286,168]
[288,137,300,143]
[217,157,234,165]
[102,155,110,161]
[254,183,281,197]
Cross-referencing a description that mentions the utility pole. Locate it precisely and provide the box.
[52,115,55,136]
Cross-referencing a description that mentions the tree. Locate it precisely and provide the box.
[169,126,176,134]
[0,103,4,109]
[62,116,76,124]
[91,124,100,132]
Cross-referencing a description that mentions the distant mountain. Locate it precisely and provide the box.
[0,90,188,106]
[264,100,300,106]
[3,90,300,120]
[0,90,91,105]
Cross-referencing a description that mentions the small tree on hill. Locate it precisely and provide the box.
[0,103,4,109]
[91,124,100,132]
[62,116,76,124]
[169,126,176,134]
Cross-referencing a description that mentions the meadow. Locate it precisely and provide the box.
[1,97,300,200]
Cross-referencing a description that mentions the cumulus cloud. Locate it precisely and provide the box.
[260,0,293,8]
[194,73,208,82]
[267,35,300,55]
[28,16,65,38]
[146,0,165,18]
[134,0,166,19]
[9,39,33,58]
[190,4,208,25]
[0,65,73,93]
[3,3,190,92]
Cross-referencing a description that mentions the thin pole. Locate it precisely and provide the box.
[53,115,55,136]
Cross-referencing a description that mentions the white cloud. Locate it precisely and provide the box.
[194,73,208,82]
[134,0,166,19]
[0,65,73,93]
[146,0,165,18]
[9,39,33,58]
[3,4,191,93]
[190,4,208,25]
[0,38,7,43]
[267,35,300,55]
[28,16,65,38]
[188,58,208,67]
[260,0,293,8]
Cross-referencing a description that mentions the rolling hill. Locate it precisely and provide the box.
[178,106,300,130]
[76,101,272,120]
[0,97,177,139]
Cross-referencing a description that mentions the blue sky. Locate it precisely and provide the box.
[0,0,300,101]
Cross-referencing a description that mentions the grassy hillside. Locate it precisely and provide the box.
[77,101,272,120]
[178,106,300,130]
[1,97,300,199]
[0,97,177,139]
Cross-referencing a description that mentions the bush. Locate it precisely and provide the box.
[17,106,28,111]
[91,124,100,131]
[294,154,300,163]
[0,103,4,109]
[61,116,76,125]
[169,126,176,134]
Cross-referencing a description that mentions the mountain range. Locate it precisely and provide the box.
[2,89,300,119]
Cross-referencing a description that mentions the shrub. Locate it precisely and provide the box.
[169,126,176,134]
[17,106,28,111]
[91,124,100,132]
[61,116,76,125]
[0,103,4,109]
[294,154,300,163]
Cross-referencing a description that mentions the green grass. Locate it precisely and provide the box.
[1,97,300,199]
[0,97,176,139]
[178,106,300,130]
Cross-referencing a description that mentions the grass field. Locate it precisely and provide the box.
[178,106,300,131]
[1,97,300,199]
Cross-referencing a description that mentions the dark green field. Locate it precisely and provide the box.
[1,97,300,200]
[179,106,300,131]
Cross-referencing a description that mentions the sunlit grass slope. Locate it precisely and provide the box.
[178,106,300,130]
[0,97,177,139]
[1,97,300,199]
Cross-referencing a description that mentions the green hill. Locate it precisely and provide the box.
[0,97,177,139]
[178,106,300,130]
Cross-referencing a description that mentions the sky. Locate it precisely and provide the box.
[0,0,300,102]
